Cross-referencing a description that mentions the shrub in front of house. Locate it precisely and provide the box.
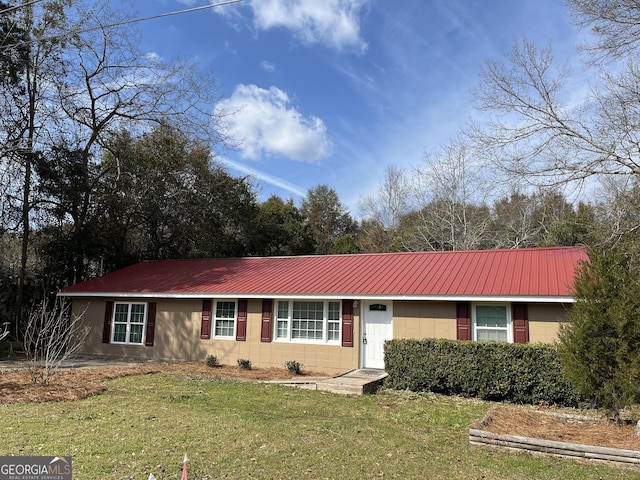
[237,358,252,370]
[284,360,303,375]
[384,339,580,407]
[205,355,219,368]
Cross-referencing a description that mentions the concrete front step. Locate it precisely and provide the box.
[267,369,388,395]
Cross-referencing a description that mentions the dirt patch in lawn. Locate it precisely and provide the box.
[0,362,321,404]
[481,404,640,452]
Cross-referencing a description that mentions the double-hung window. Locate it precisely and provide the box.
[214,300,237,338]
[275,300,341,343]
[112,302,146,345]
[474,304,510,342]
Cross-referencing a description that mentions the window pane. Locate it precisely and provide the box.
[328,322,339,341]
[114,304,129,323]
[327,301,340,341]
[277,301,289,319]
[291,302,323,339]
[215,319,234,337]
[276,320,288,338]
[476,305,507,328]
[130,304,145,324]
[477,329,508,342]
[293,301,323,321]
[113,324,127,343]
[216,301,236,319]
[276,301,289,338]
[129,324,144,344]
[328,302,340,321]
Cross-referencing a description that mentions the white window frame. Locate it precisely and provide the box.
[472,303,512,343]
[111,302,147,345]
[274,300,342,344]
[213,300,237,339]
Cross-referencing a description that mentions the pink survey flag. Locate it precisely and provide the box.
[181,454,188,480]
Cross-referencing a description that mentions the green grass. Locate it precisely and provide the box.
[0,373,637,479]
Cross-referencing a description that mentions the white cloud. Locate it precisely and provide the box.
[219,84,332,162]
[222,0,369,53]
[143,52,163,65]
[260,60,276,72]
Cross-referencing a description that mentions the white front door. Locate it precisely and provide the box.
[362,301,393,369]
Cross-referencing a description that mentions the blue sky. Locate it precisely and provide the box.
[126,0,580,215]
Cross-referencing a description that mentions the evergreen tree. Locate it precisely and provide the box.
[558,241,640,422]
[301,185,356,255]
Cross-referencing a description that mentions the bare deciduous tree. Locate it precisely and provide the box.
[473,40,635,184]
[473,18,640,187]
[23,297,88,385]
[569,0,640,61]
[358,165,411,252]
[408,138,494,251]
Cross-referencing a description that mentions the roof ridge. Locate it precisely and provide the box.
[150,245,586,262]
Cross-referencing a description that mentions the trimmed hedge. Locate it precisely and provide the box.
[384,339,580,406]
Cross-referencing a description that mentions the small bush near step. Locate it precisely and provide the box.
[237,358,252,370]
[205,355,219,368]
[285,360,303,375]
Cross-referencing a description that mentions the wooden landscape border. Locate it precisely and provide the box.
[469,410,640,468]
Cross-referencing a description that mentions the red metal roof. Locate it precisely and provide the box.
[59,246,588,299]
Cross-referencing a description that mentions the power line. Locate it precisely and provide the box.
[0,0,243,52]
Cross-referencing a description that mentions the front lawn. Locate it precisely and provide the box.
[0,373,635,479]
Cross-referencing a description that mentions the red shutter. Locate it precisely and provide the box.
[342,299,354,347]
[102,301,114,344]
[145,302,157,347]
[261,299,273,342]
[456,302,472,341]
[200,300,212,339]
[512,303,530,344]
[236,299,248,341]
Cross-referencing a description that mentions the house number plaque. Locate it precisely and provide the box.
[369,304,387,311]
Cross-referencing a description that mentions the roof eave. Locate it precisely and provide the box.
[58,291,576,303]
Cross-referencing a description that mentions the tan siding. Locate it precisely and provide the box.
[529,303,571,344]
[72,297,360,375]
[392,301,570,344]
[72,298,208,361]
[72,296,569,372]
[392,301,457,340]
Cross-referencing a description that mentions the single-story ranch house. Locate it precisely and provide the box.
[59,246,588,374]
